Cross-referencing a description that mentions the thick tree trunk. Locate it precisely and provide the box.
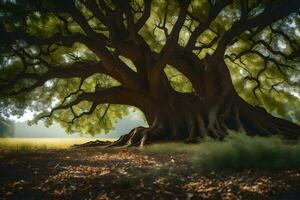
[104,92,300,148]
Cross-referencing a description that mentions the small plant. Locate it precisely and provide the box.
[142,133,300,172]
[192,133,300,172]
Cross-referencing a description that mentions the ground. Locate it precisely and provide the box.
[0,144,300,200]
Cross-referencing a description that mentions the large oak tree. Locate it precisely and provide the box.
[0,0,300,146]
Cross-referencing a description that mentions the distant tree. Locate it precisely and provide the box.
[0,118,14,137]
[0,0,300,146]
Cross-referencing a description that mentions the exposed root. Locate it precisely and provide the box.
[73,127,148,148]
[73,96,300,148]
[73,140,112,148]
[207,110,227,139]
[106,121,164,148]
[74,120,164,148]
[234,107,245,132]
[105,126,146,148]
[238,100,300,139]
[196,116,206,138]
[185,115,198,143]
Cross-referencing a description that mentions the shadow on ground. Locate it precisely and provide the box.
[0,147,300,200]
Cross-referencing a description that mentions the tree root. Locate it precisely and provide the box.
[73,99,300,148]
[207,112,227,139]
[106,126,148,148]
[74,126,158,148]
[73,140,113,148]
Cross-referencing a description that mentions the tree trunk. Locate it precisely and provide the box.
[105,93,300,148]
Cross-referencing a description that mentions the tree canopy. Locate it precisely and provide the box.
[0,0,299,140]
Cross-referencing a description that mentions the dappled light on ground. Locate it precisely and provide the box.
[183,173,294,199]
[1,136,300,200]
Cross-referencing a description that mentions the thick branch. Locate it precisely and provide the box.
[185,0,232,51]
[0,61,108,96]
[0,26,84,47]
[150,1,190,89]
[135,0,152,31]
[39,86,154,120]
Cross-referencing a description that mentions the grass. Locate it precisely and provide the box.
[192,133,300,172]
[144,133,300,172]
[142,142,203,153]
[2,134,300,172]
[0,138,115,149]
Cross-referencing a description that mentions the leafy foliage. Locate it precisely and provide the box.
[164,65,194,93]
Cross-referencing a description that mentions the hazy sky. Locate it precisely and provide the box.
[13,110,147,138]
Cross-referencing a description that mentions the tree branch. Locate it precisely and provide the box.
[215,0,300,56]
[150,0,190,88]
[135,0,152,31]
[185,0,232,51]
[38,86,153,120]
[0,61,108,96]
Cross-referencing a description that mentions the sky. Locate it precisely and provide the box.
[12,109,147,138]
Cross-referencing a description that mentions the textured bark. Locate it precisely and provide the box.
[106,101,298,148]
[77,91,300,148]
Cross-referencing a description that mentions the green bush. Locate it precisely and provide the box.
[192,133,300,172]
[143,133,300,172]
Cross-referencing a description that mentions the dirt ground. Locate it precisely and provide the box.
[0,147,300,200]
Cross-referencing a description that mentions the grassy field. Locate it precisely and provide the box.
[0,138,115,149]
[1,134,300,199]
[145,134,300,171]
[1,134,300,200]
[1,134,300,171]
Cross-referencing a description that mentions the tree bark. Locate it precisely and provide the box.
[77,90,300,148]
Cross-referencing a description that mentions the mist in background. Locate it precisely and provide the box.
[2,110,147,138]
[0,119,14,137]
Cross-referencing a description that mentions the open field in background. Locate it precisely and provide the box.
[1,134,300,171]
[0,138,116,149]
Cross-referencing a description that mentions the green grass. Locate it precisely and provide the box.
[0,138,114,149]
[143,133,300,172]
[192,133,300,172]
[142,142,202,153]
[2,134,300,172]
